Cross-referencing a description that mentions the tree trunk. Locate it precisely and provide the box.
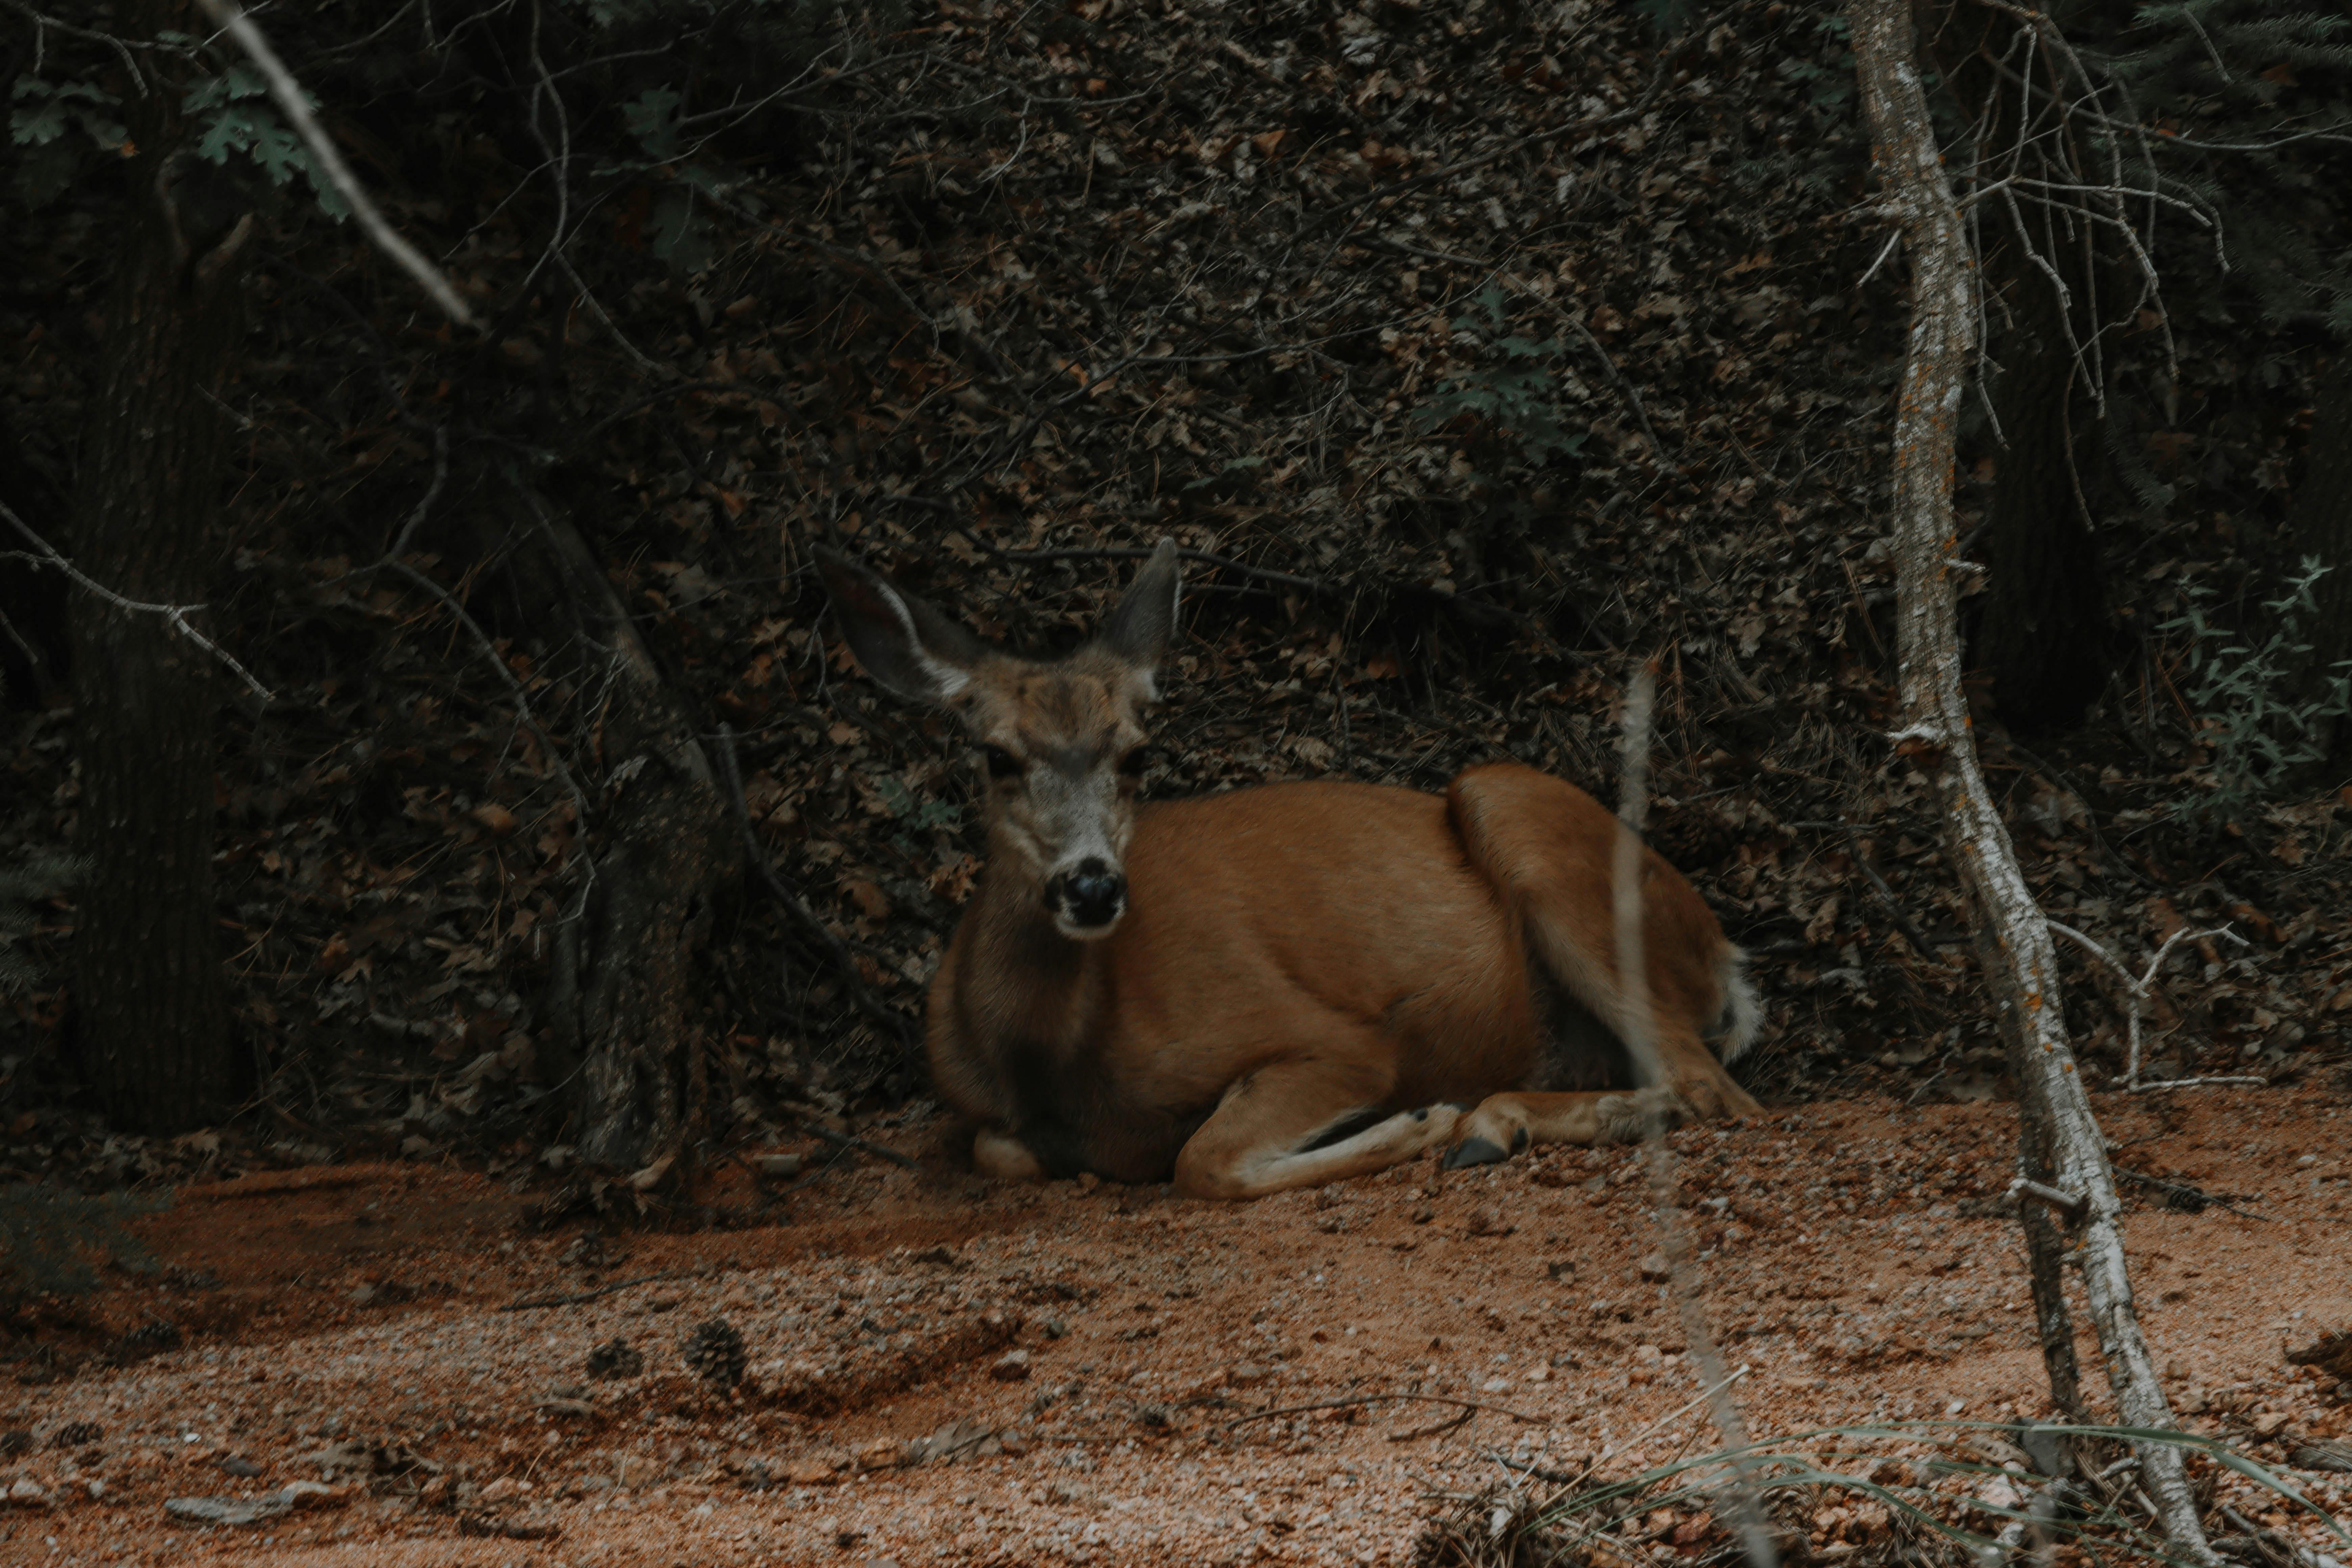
[2288,356,2352,755]
[1850,3,2215,1560]
[1974,272,2111,733]
[525,494,732,1174]
[67,15,252,1135]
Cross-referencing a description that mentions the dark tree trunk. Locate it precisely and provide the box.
[527,498,732,1174]
[1973,265,2111,734]
[2288,356,2352,756]
[67,13,252,1134]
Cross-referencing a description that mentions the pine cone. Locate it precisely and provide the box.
[585,1337,644,1380]
[681,1319,746,1388]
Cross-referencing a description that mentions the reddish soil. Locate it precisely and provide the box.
[4,1088,2348,1566]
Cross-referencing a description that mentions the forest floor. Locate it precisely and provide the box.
[2,1087,2348,1567]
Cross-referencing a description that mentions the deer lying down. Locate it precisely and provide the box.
[817,540,1761,1199]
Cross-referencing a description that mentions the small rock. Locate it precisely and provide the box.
[480,1476,523,1503]
[854,1437,903,1471]
[1465,1206,1512,1237]
[2251,1413,2291,1438]
[421,1475,454,1506]
[1638,1252,1671,1282]
[786,1456,846,1486]
[348,1283,380,1307]
[217,1455,264,1478]
[990,1349,1033,1381]
[998,1433,1030,1457]
[757,1153,805,1179]
[1409,1205,1435,1225]
[1226,1362,1271,1388]
[7,1477,49,1508]
[1042,1317,1068,1339]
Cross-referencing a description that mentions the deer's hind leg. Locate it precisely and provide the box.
[1172,1049,1465,1200]
[1440,1085,1688,1169]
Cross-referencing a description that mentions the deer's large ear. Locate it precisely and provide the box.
[814,547,988,706]
[1097,538,1182,692]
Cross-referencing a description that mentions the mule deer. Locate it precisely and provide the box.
[816,540,1761,1199]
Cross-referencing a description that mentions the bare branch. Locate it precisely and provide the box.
[189,0,476,327]
[0,498,273,704]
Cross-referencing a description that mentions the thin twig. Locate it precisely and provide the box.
[1840,819,1936,958]
[793,1120,916,1170]
[1220,1392,1547,1433]
[0,498,274,703]
[714,723,922,1055]
[190,0,475,326]
[500,1270,685,1313]
[2044,920,2248,1089]
[1613,663,1777,1568]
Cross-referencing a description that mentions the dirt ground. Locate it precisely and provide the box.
[3,1087,2348,1567]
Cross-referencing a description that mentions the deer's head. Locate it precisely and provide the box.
[815,540,1181,939]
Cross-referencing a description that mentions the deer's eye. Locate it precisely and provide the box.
[1117,746,1153,778]
[983,745,1023,780]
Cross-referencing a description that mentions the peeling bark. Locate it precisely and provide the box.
[1848,1,2215,1560]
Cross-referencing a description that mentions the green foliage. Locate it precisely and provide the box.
[182,64,349,220]
[871,774,962,862]
[0,849,83,996]
[2160,557,2352,825]
[0,1182,169,1305]
[1416,285,1589,477]
[1780,16,1857,118]
[8,76,126,207]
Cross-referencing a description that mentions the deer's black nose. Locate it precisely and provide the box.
[1049,857,1127,931]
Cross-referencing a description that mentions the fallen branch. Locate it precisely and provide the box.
[1848,0,2217,1560]
[793,1121,917,1170]
[500,1270,685,1313]
[1219,1391,1547,1433]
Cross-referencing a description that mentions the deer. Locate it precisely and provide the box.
[815,539,1762,1200]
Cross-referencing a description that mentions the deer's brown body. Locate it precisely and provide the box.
[819,541,1760,1199]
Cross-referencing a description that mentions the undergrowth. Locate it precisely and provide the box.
[1416,1422,2348,1568]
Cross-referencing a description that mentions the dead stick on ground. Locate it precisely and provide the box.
[1219,1392,1547,1433]
[501,1270,686,1313]
[1847,0,2217,1559]
[1612,663,1777,1568]
[794,1121,917,1170]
